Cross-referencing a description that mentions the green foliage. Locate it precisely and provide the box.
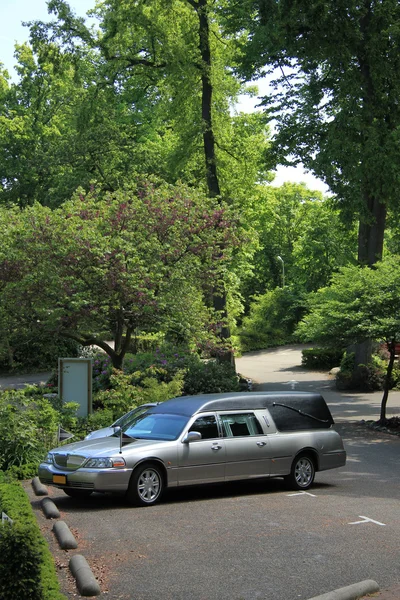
[238,287,304,351]
[0,183,239,369]
[0,390,59,471]
[0,327,79,372]
[182,360,239,395]
[301,348,344,370]
[94,368,185,420]
[0,480,65,600]
[239,183,356,305]
[297,257,400,347]
[230,0,400,264]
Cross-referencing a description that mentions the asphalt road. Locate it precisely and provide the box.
[27,346,400,600]
[236,345,400,422]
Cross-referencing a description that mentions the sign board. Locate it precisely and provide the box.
[58,358,93,417]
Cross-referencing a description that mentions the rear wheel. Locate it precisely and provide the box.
[127,463,164,506]
[64,488,93,498]
[285,454,315,490]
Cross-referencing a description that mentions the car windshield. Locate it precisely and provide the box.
[113,406,152,428]
[121,413,189,441]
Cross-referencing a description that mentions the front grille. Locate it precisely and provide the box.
[67,482,95,489]
[53,453,86,470]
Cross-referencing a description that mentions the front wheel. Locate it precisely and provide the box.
[127,463,164,506]
[285,454,315,490]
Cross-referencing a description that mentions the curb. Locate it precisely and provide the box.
[307,579,380,600]
[69,554,101,597]
[41,497,61,519]
[31,476,48,496]
[52,520,78,550]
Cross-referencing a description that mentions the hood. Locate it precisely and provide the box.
[50,436,165,458]
[84,427,114,440]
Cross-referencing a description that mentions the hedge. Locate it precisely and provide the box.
[0,476,66,600]
[301,347,344,370]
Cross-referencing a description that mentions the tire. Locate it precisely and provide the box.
[285,454,315,490]
[127,463,164,506]
[64,488,93,498]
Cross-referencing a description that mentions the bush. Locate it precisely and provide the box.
[183,360,239,395]
[238,287,305,352]
[0,328,79,373]
[93,369,185,420]
[336,352,385,391]
[0,390,59,471]
[0,480,65,600]
[301,347,344,370]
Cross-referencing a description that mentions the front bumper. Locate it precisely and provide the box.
[38,463,132,493]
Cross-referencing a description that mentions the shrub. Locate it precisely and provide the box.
[238,287,305,352]
[0,480,65,600]
[301,347,344,370]
[336,352,385,391]
[93,369,185,420]
[0,390,59,471]
[183,360,239,395]
[0,328,79,373]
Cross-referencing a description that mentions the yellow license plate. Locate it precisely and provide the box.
[53,475,67,485]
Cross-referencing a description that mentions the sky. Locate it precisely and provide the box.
[0,0,329,194]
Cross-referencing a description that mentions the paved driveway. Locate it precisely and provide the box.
[236,345,400,422]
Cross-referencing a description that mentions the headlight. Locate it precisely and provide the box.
[44,453,54,464]
[84,457,126,468]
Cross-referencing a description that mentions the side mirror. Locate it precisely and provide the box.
[182,431,202,444]
[113,426,121,434]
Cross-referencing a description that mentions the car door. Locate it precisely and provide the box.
[177,413,226,485]
[219,412,271,480]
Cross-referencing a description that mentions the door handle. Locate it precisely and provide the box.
[211,444,222,451]
[256,441,266,447]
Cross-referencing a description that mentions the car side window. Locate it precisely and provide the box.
[220,413,263,437]
[189,415,219,439]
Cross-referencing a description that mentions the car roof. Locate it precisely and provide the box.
[148,392,333,422]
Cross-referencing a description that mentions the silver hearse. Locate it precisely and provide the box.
[38,392,346,506]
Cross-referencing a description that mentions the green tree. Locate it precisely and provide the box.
[240,182,356,300]
[226,0,400,266]
[0,180,238,369]
[297,257,400,420]
[26,0,272,358]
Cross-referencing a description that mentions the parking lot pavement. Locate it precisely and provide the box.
[27,420,400,600]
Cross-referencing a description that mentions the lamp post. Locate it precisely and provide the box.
[277,255,285,288]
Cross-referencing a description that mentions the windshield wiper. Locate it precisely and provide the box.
[271,402,330,424]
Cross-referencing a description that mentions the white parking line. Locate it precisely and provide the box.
[287,491,317,497]
[348,516,386,526]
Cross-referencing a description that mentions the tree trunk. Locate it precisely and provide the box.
[190,0,233,365]
[357,193,387,266]
[380,340,396,422]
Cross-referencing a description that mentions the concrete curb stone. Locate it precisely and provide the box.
[52,520,78,550]
[307,579,380,600]
[69,554,101,597]
[31,476,48,496]
[41,496,60,519]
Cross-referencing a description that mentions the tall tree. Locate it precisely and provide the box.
[225,0,400,266]
[26,0,270,359]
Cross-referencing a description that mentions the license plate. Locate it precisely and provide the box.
[53,475,67,485]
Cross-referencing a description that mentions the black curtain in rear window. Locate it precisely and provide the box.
[268,398,333,431]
